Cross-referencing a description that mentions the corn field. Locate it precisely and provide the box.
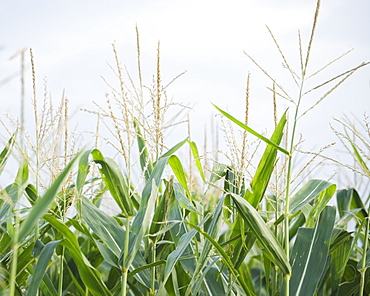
[1,1,370,295]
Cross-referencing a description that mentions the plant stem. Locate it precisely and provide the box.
[150,242,156,295]
[359,216,369,296]
[283,79,305,296]
[58,247,65,296]
[121,216,131,296]
[9,213,20,296]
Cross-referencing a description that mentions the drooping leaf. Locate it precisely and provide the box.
[209,162,228,184]
[337,188,367,220]
[290,179,335,215]
[231,193,291,275]
[91,149,134,217]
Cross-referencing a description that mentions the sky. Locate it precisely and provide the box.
[1,0,370,186]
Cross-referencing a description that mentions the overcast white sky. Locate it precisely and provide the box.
[1,0,370,185]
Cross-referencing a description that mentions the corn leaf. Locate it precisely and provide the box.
[231,193,291,275]
[288,206,336,296]
[244,110,287,207]
[18,150,83,242]
[168,155,190,197]
[27,240,61,296]
[0,131,17,174]
[289,179,336,215]
[125,179,157,268]
[157,229,198,295]
[159,137,188,159]
[187,222,255,296]
[134,119,153,180]
[173,182,198,213]
[91,149,134,217]
[76,149,91,197]
[328,235,353,295]
[82,197,124,257]
[43,214,112,296]
[149,178,173,240]
[186,197,224,295]
[188,140,205,182]
[305,182,337,228]
[213,104,290,155]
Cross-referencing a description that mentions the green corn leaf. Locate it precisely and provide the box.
[337,188,367,220]
[27,240,62,296]
[209,162,228,184]
[76,149,91,197]
[231,193,291,275]
[213,104,290,155]
[134,119,153,180]
[149,178,173,240]
[91,149,134,217]
[160,137,188,159]
[157,229,198,295]
[168,155,190,197]
[187,222,255,296]
[95,240,119,267]
[0,131,17,174]
[244,110,287,207]
[305,182,337,228]
[25,184,39,206]
[173,182,198,213]
[328,237,353,296]
[44,214,112,296]
[127,260,166,280]
[186,197,224,296]
[125,179,157,268]
[188,140,205,182]
[0,160,28,224]
[290,179,336,215]
[140,156,168,205]
[18,150,83,242]
[82,197,124,257]
[201,260,227,295]
[288,206,336,296]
